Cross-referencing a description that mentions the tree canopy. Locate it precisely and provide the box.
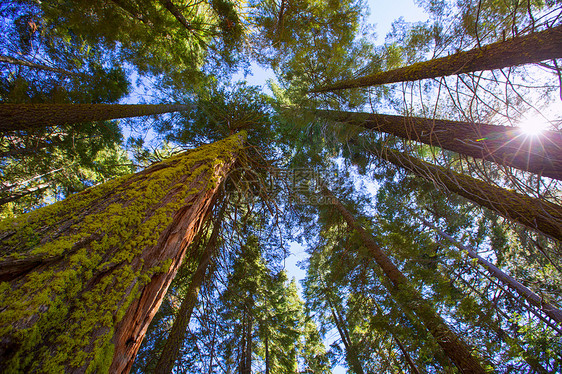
[1,0,561,373]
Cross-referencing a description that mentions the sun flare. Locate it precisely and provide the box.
[518,117,549,136]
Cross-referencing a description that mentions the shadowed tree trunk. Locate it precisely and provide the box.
[0,103,191,132]
[370,147,562,242]
[323,288,365,374]
[154,201,226,374]
[160,0,193,30]
[0,183,50,206]
[0,133,245,373]
[0,54,84,77]
[423,219,562,325]
[311,25,562,92]
[326,189,488,374]
[315,109,562,180]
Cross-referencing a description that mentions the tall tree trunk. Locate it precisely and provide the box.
[315,109,562,180]
[0,103,191,132]
[442,265,549,373]
[423,219,562,325]
[154,201,226,374]
[326,190,488,374]
[0,182,50,206]
[0,133,245,373]
[370,298,424,374]
[243,306,252,374]
[0,54,84,77]
[370,147,562,242]
[324,287,366,374]
[311,24,562,92]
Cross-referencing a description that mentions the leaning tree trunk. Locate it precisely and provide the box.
[0,103,191,132]
[0,54,84,77]
[315,109,562,181]
[0,133,245,374]
[311,25,562,92]
[327,190,488,374]
[154,202,225,374]
[371,147,562,242]
[423,219,562,325]
[324,289,365,374]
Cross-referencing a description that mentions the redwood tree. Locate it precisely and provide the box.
[328,190,488,374]
[311,24,562,92]
[0,132,245,373]
[0,103,191,132]
[370,147,562,242]
[315,109,562,181]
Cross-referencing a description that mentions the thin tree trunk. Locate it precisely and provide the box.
[316,109,562,180]
[324,291,365,374]
[0,103,191,132]
[160,0,193,30]
[326,189,488,374]
[0,133,245,373]
[312,25,562,92]
[244,308,252,374]
[0,54,84,77]
[393,336,422,374]
[424,219,562,325]
[265,326,270,374]
[154,202,226,374]
[371,147,562,242]
[443,265,549,374]
[370,299,423,374]
[0,182,50,206]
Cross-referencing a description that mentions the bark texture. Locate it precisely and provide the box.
[328,191,488,374]
[312,25,562,92]
[154,202,224,374]
[317,109,562,181]
[372,147,562,242]
[0,103,191,132]
[0,133,245,373]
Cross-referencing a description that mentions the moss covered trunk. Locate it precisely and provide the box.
[328,191,488,374]
[312,25,562,92]
[0,133,245,373]
[317,109,562,181]
[0,103,191,132]
[372,147,562,242]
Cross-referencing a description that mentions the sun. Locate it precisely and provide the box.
[518,117,549,136]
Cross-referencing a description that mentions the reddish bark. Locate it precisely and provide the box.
[0,133,244,373]
[316,109,562,181]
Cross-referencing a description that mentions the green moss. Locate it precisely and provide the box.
[0,133,246,373]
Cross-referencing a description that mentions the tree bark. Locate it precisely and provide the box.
[0,54,84,77]
[0,103,191,132]
[154,202,225,374]
[424,219,562,325]
[0,133,245,373]
[0,182,50,206]
[371,147,562,242]
[160,0,193,30]
[327,190,488,374]
[316,109,562,181]
[311,25,562,92]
